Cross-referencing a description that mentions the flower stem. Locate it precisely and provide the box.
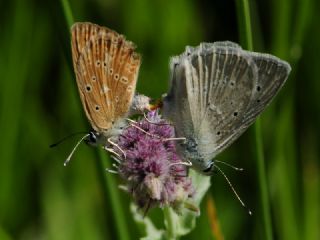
[163,207,177,240]
[235,1,273,240]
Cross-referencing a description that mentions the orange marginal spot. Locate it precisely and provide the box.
[207,195,224,240]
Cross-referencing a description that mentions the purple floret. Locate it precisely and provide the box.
[113,110,195,212]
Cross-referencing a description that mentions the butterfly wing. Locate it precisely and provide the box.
[208,43,291,155]
[163,42,291,171]
[71,22,141,132]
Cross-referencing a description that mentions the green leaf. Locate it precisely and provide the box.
[130,204,165,240]
[163,170,211,239]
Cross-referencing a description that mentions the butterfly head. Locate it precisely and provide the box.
[177,137,216,175]
[85,131,107,147]
[201,160,216,175]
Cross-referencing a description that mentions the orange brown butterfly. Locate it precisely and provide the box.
[65,22,151,165]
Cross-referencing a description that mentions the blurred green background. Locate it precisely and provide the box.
[0,0,319,239]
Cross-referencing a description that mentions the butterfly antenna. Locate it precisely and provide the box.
[215,160,244,171]
[50,131,88,148]
[64,133,90,166]
[215,165,252,215]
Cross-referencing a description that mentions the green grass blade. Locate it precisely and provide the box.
[97,149,130,240]
[60,0,74,28]
[56,1,130,238]
[235,1,273,240]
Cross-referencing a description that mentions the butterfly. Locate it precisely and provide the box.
[66,22,150,164]
[162,41,291,175]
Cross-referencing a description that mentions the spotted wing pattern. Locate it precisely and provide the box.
[163,42,291,170]
[71,22,141,132]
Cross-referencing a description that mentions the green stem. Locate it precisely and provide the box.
[55,0,74,71]
[58,1,130,238]
[235,1,273,240]
[255,118,273,240]
[235,0,253,51]
[97,149,130,240]
[60,0,74,28]
[163,207,177,240]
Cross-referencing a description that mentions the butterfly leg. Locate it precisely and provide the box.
[111,156,122,164]
[105,168,118,174]
[169,159,192,168]
[125,118,185,142]
[104,146,121,158]
[169,160,192,177]
[105,163,119,174]
[107,138,126,159]
[125,118,160,139]
[162,137,186,142]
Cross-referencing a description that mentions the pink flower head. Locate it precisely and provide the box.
[114,110,195,212]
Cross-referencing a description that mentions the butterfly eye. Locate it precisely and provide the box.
[85,131,98,146]
[89,132,97,143]
[202,161,215,175]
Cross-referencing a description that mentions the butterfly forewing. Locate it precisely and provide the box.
[71,22,141,132]
[164,42,291,171]
[71,23,102,63]
[211,49,291,154]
